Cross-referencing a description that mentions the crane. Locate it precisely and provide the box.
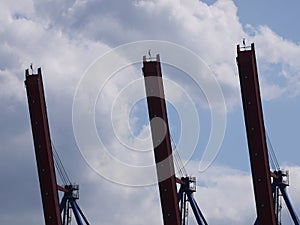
[236,43,299,225]
[25,68,89,225]
[142,54,208,225]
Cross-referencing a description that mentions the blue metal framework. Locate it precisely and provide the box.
[60,184,89,225]
[254,171,300,225]
[177,177,208,225]
[271,170,300,225]
[59,185,90,225]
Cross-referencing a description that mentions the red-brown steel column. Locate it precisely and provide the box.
[236,44,276,225]
[25,68,62,225]
[142,55,181,225]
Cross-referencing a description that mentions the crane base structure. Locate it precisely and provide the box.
[177,177,208,225]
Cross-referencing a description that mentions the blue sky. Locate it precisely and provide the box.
[235,1,300,43]
[1,0,300,224]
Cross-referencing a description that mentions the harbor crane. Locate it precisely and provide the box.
[23,44,299,225]
[25,68,89,225]
[142,54,208,225]
[236,43,300,225]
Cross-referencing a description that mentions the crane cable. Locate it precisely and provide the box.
[170,135,188,178]
[52,142,71,186]
[170,135,190,225]
[266,132,280,171]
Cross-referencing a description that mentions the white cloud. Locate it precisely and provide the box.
[1,0,300,224]
[0,69,24,102]
[0,1,110,101]
[70,162,300,225]
[179,162,300,225]
[182,162,255,224]
[4,0,300,106]
[250,25,300,99]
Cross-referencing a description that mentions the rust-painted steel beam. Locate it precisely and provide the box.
[142,55,181,225]
[25,68,62,225]
[236,43,276,225]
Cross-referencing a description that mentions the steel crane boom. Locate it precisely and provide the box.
[25,68,89,225]
[25,68,62,225]
[236,43,276,225]
[142,55,181,225]
[142,54,208,225]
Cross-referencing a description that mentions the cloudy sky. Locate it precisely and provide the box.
[1,0,300,224]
